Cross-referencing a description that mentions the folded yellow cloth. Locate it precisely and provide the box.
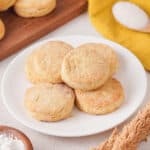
[88,0,150,70]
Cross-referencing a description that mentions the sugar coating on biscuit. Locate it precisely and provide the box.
[75,78,124,115]
[24,83,75,122]
[61,43,118,91]
[14,0,56,18]
[25,41,73,84]
[78,43,119,76]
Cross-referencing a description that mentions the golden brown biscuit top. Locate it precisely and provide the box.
[62,44,110,84]
[25,83,75,114]
[78,43,119,75]
[75,79,124,107]
[15,0,55,8]
[25,41,73,83]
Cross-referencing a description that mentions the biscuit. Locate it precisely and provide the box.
[0,0,16,11]
[0,19,5,40]
[25,41,73,84]
[75,78,124,115]
[24,83,75,122]
[61,43,118,91]
[78,43,119,76]
[14,0,56,18]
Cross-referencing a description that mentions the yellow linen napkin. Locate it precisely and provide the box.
[88,0,150,70]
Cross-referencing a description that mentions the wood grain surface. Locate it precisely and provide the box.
[0,0,87,60]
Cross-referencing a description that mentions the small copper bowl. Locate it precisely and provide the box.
[0,126,33,150]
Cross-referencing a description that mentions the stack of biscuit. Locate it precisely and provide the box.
[24,41,125,122]
[0,0,56,40]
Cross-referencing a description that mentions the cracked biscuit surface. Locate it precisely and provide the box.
[24,83,75,122]
[25,41,73,84]
[61,43,119,91]
[78,43,119,76]
[75,78,124,115]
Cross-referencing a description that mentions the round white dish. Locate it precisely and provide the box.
[1,35,147,137]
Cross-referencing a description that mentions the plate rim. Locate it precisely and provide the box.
[1,35,147,137]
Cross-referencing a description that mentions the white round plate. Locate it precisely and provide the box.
[1,35,147,137]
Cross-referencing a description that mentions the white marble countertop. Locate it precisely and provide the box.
[0,13,150,150]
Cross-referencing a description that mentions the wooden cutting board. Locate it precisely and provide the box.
[0,0,87,60]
